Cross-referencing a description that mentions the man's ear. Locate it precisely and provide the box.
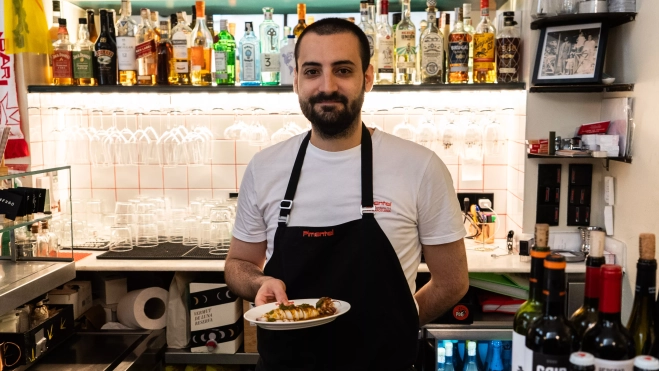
[293,68,298,94]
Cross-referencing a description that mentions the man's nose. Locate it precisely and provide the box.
[319,72,338,93]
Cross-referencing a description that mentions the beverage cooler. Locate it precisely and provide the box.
[420,323,513,371]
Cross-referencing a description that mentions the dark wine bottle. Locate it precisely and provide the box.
[526,253,579,371]
[627,233,657,356]
[570,230,606,340]
[570,352,595,371]
[582,265,636,371]
[94,9,117,85]
[513,224,551,371]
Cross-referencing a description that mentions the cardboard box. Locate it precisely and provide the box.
[94,274,127,304]
[243,300,257,353]
[48,289,79,318]
[64,281,92,318]
[189,282,243,354]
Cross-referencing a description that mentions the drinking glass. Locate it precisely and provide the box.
[462,110,483,161]
[224,109,248,140]
[392,107,417,143]
[115,202,136,214]
[182,216,200,246]
[109,226,134,252]
[415,108,437,149]
[209,220,232,255]
[136,223,159,248]
[199,219,213,248]
[168,209,187,243]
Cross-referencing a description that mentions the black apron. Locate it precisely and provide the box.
[256,125,419,371]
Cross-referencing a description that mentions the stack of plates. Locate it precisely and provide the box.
[607,0,636,12]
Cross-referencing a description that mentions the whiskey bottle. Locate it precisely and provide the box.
[448,7,469,83]
[94,9,117,85]
[136,8,157,85]
[394,0,417,84]
[190,1,213,86]
[259,7,280,86]
[207,15,217,43]
[239,22,261,86]
[214,19,236,85]
[52,18,74,86]
[87,9,98,42]
[156,21,174,85]
[473,0,496,83]
[463,4,475,83]
[419,0,443,84]
[47,0,61,84]
[116,0,138,85]
[150,11,161,38]
[496,12,521,83]
[358,1,377,73]
[73,18,96,86]
[375,0,394,84]
[171,12,192,85]
[293,3,307,38]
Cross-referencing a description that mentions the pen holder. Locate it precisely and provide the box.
[469,223,496,244]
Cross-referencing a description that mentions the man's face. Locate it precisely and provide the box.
[294,32,374,139]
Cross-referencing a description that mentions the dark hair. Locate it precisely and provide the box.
[294,18,371,74]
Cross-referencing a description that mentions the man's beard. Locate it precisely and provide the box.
[299,88,364,140]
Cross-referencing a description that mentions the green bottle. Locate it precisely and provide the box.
[213,19,236,85]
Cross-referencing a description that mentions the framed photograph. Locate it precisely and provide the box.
[532,22,609,85]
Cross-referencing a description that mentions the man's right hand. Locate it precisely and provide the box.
[255,277,290,306]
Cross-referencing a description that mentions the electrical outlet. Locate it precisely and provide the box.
[457,192,494,212]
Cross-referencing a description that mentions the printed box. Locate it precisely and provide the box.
[189,282,243,354]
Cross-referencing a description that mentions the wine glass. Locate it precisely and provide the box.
[392,106,417,142]
[415,107,437,149]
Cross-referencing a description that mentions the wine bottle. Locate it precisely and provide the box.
[487,341,504,371]
[513,224,551,371]
[526,253,579,371]
[634,355,659,371]
[439,346,447,371]
[570,230,606,340]
[582,265,636,371]
[464,341,479,371]
[627,233,657,356]
[570,352,595,371]
[454,341,465,371]
[446,342,456,371]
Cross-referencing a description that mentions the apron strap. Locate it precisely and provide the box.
[278,130,312,226]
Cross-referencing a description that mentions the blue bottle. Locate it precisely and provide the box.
[438,345,446,371]
[486,341,504,371]
[501,341,512,371]
[238,21,261,86]
[463,341,480,371]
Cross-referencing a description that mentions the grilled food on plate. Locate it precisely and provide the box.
[257,297,337,322]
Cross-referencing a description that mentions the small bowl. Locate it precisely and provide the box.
[602,77,615,85]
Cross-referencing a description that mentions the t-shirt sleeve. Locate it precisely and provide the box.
[417,154,467,246]
[232,161,268,243]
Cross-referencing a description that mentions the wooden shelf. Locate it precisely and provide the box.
[530,12,637,30]
[529,83,634,93]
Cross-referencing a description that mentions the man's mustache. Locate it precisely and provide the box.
[309,92,348,105]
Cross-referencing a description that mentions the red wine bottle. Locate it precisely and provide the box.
[570,231,606,340]
[627,233,657,356]
[582,265,636,371]
[526,253,579,371]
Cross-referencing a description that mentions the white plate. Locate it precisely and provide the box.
[244,299,350,331]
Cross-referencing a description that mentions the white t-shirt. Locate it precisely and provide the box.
[233,129,466,294]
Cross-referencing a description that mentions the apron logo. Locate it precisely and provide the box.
[374,200,392,213]
[302,230,335,237]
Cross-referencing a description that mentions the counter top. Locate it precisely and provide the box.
[74,239,588,274]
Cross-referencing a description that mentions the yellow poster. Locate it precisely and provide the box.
[4,0,52,54]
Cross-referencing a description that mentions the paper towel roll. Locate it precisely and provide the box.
[117,287,169,330]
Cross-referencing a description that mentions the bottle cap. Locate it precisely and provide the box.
[245,21,253,32]
[544,253,567,270]
[570,352,595,367]
[454,7,463,22]
[634,356,659,371]
[297,3,306,18]
[467,341,476,356]
[381,0,389,15]
[195,1,204,17]
[86,9,95,16]
[79,18,87,24]
[140,8,150,17]
[463,3,472,17]
[152,11,159,20]
[444,341,453,357]
[639,233,656,260]
[219,19,227,30]
[288,34,295,38]
[534,223,549,248]
[58,18,67,26]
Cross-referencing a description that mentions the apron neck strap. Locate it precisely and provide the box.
[278,124,374,226]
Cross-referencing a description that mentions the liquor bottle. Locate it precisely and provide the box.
[526,254,579,371]
[375,0,394,84]
[502,342,512,371]
[464,341,479,371]
[395,0,417,84]
[635,356,659,371]
[463,4,475,83]
[513,224,551,371]
[368,0,376,26]
[207,15,217,43]
[87,9,98,42]
[171,12,192,85]
[41,220,58,253]
[37,222,51,257]
[108,10,117,40]
[441,12,450,82]
[487,341,504,371]
[453,341,465,371]
[446,342,456,371]
[439,347,447,371]
[473,0,496,83]
[170,14,177,33]
[190,5,197,29]
[569,230,606,340]
[94,9,117,85]
[150,11,161,39]
[52,18,74,86]
[260,7,280,86]
[49,1,61,42]
[392,13,401,32]
[116,0,138,85]
[419,0,443,84]
[239,22,261,86]
[214,19,236,85]
[190,1,213,86]
[73,18,96,86]
[358,1,377,72]
[156,21,174,85]
[496,12,521,83]
[136,8,157,85]
[627,233,657,355]
[570,352,596,371]
[448,7,469,83]
[293,3,307,38]
[279,34,296,85]
[582,265,636,371]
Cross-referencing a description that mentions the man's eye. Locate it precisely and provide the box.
[337,68,351,74]
[304,69,319,75]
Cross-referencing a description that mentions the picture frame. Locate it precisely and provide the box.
[532,22,609,85]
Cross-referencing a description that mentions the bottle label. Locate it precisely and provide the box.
[242,44,256,81]
[215,51,227,72]
[72,50,93,79]
[262,25,279,52]
[172,33,189,59]
[593,358,634,371]
[473,33,495,71]
[377,37,394,73]
[95,49,115,72]
[116,36,137,70]
[366,34,375,58]
[512,332,528,371]
[395,30,416,58]
[52,50,73,78]
[421,32,443,77]
[531,352,570,371]
[449,41,469,72]
[190,46,205,68]
[261,53,280,72]
[280,45,296,85]
[136,39,156,59]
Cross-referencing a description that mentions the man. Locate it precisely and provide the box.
[579,34,597,74]
[557,36,571,75]
[225,18,468,371]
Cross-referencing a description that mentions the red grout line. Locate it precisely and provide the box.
[234,141,238,189]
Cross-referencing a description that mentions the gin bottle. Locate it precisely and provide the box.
[419,0,443,84]
[358,1,377,72]
[259,7,280,85]
[136,8,157,85]
[171,12,192,85]
[463,4,475,83]
[214,19,236,85]
[394,0,417,84]
[239,22,261,86]
[115,0,138,85]
[375,0,394,84]
[279,34,296,85]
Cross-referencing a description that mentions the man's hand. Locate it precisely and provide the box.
[255,277,290,306]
